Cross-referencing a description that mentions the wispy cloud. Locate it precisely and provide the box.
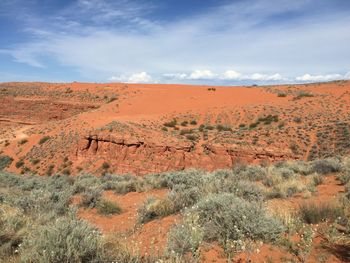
[1,0,350,83]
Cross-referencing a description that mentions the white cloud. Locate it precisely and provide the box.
[109,72,153,83]
[248,73,284,81]
[162,70,285,82]
[296,73,343,82]
[221,70,242,80]
[188,70,217,80]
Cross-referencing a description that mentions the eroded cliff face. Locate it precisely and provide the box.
[76,132,294,175]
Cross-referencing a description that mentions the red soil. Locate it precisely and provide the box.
[1,80,349,176]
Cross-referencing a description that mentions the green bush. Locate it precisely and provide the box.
[97,199,122,215]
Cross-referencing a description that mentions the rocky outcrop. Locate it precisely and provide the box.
[76,132,294,175]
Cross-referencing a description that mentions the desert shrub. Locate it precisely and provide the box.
[249,122,258,129]
[46,164,55,176]
[0,155,13,170]
[312,174,324,186]
[268,178,307,199]
[20,217,104,263]
[180,129,193,135]
[102,162,110,170]
[99,174,147,194]
[163,119,177,128]
[193,194,285,244]
[186,134,198,141]
[168,185,202,211]
[180,121,188,126]
[295,91,314,99]
[62,168,71,175]
[232,180,266,202]
[73,174,100,193]
[277,92,287,97]
[346,182,350,200]
[137,197,174,224]
[299,202,344,224]
[311,158,342,175]
[263,173,283,187]
[278,160,313,176]
[30,159,40,165]
[107,96,117,103]
[216,124,232,132]
[234,165,267,181]
[15,160,24,169]
[338,171,350,185]
[18,139,28,145]
[80,187,102,208]
[38,136,51,145]
[272,167,295,180]
[15,186,72,216]
[97,199,122,215]
[160,170,205,190]
[0,209,27,258]
[257,115,279,125]
[167,212,204,256]
[190,120,197,125]
[186,134,197,141]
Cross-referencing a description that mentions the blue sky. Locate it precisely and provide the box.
[0,0,350,84]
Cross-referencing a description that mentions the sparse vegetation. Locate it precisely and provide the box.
[0,156,349,262]
[163,119,177,128]
[97,199,122,215]
[0,155,13,170]
[299,202,344,224]
[294,91,314,100]
[18,139,28,145]
[39,136,51,145]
